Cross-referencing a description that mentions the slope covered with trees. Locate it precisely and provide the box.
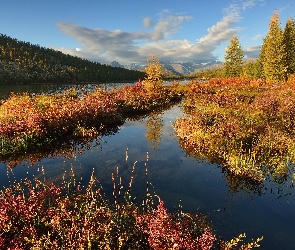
[0,34,145,84]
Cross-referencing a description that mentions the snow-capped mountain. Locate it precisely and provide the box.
[109,61,124,68]
[109,60,222,76]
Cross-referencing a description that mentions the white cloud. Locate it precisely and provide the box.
[55,13,196,64]
[151,15,193,40]
[233,0,266,10]
[244,45,261,58]
[143,17,153,27]
[242,0,256,10]
[55,1,260,65]
[252,34,261,40]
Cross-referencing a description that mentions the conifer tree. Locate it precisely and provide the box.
[261,11,286,82]
[243,58,263,78]
[283,17,295,80]
[223,34,244,77]
[254,44,266,79]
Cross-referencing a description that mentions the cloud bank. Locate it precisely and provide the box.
[55,0,262,65]
[244,45,261,58]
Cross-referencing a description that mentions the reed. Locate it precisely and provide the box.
[0,150,262,249]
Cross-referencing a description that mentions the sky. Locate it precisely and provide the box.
[1,0,295,65]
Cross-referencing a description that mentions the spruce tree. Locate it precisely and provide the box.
[261,11,286,82]
[223,34,244,77]
[255,43,266,79]
[283,17,295,80]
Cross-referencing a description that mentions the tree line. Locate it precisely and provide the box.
[193,11,295,82]
[0,34,145,84]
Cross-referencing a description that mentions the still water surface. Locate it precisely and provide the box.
[0,83,294,249]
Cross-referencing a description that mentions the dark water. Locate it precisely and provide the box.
[0,83,294,249]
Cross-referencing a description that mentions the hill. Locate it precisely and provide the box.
[0,34,145,84]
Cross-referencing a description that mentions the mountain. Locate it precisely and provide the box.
[164,62,203,75]
[193,61,223,73]
[109,60,223,76]
[109,61,124,68]
[109,61,143,71]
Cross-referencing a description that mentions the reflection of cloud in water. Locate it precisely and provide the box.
[159,105,184,138]
[161,104,184,120]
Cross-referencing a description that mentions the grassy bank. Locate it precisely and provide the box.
[0,81,184,158]
[173,77,295,183]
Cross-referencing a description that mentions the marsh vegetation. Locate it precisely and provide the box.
[1,10,295,248]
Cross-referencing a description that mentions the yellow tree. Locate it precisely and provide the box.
[144,53,163,93]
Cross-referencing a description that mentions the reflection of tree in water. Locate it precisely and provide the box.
[177,136,294,197]
[0,123,122,168]
[145,114,164,150]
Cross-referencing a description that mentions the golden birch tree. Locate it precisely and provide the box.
[144,53,163,93]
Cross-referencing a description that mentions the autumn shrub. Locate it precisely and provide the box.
[174,77,295,183]
[0,80,184,157]
[0,90,120,157]
[0,157,262,249]
[114,81,183,114]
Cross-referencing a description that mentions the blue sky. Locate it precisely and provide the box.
[1,0,294,65]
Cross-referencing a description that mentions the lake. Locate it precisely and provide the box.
[0,82,294,249]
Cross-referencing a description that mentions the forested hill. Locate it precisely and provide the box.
[0,34,145,84]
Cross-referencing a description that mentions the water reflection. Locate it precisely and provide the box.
[145,114,164,150]
[0,82,136,101]
[177,132,295,200]
[0,123,122,167]
[0,101,295,248]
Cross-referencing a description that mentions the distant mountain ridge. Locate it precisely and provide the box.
[109,60,223,76]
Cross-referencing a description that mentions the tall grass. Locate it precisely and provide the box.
[0,151,263,249]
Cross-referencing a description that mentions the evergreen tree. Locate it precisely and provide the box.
[223,34,244,77]
[254,44,265,79]
[261,11,286,82]
[283,17,295,80]
[243,58,263,78]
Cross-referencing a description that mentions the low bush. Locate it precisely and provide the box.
[0,82,183,158]
[0,159,262,249]
[174,77,295,182]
